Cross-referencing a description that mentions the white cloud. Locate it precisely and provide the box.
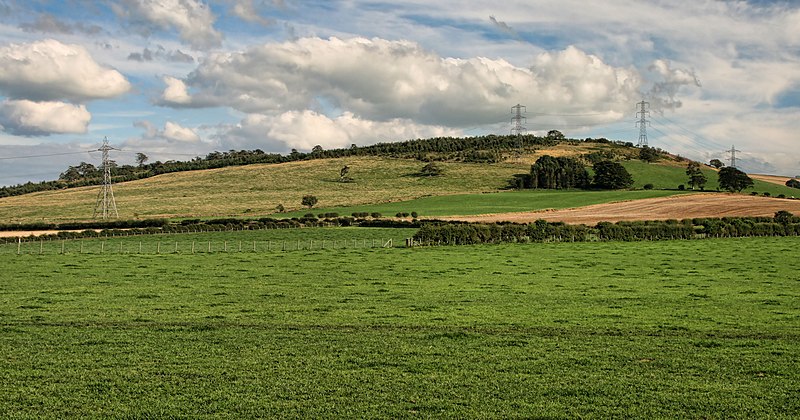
[160,76,192,105]
[115,0,222,50]
[0,99,90,135]
[134,120,201,143]
[163,121,200,142]
[218,110,458,152]
[164,37,640,128]
[0,39,131,102]
[231,0,272,26]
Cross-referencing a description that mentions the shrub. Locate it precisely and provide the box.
[778,194,786,199]
[411,211,419,218]
[643,183,654,190]
[395,212,410,218]
[762,192,771,197]
[678,184,685,191]
[304,213,317,219]
[751,191,759,196]
[370,212,382,218]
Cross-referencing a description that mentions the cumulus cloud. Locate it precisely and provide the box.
[162,37,639,127]
[134,120,201,143]
[19,13,103,35]
[647,59,701,112]
[0,100,90,136]
[0,39,131,102]
[114,0,222,50]
[217,110,458,151]
[160,76,193,105]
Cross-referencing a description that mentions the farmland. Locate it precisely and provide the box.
[1,230,797,417]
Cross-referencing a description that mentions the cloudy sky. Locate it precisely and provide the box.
[0,0,798,185]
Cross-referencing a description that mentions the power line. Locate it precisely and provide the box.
[0,150,92,160]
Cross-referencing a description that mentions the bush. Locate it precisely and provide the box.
[304,213,317,219]
[370,212,382,218]
[395,212,410,218]
[751,191,759,196]
[778,194,786,199]
[763,192,771,197]
[411,211,419,218]
[643,183,654,190]
[678,184,685,191]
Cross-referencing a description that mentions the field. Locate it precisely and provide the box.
[448,193,800,224]
[1,229,798,417]
[3,154,798,225]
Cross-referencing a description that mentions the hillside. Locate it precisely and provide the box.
[1,140,798,225]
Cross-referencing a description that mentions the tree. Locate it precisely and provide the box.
[592,160,634,189]
[530,155,589,189]
[686,161,707,190]
[546,130,565,141]
[311,145,323,155]
[718,167,754,192]
[774,210,794,225]
[709,159,724,169]
[135,153,149,167]
[301,195,318,209]
[639,146,660,163]
[420,162,443,177]
[785,178,800,189]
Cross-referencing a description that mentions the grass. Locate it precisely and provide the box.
[1,230,797,417]
[0,157,524,223]
[281,189,690,218]
[1,155,797,224]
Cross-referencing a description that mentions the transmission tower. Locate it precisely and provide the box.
[93,137,119,219]
[511,104,527,158]
[725,145,741,169]
[636,100,650,147]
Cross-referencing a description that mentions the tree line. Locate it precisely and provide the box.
[413,212,800,245]
[510,155,634,190]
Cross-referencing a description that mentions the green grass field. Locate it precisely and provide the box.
[1,229,797,417]
[281,189,691,218]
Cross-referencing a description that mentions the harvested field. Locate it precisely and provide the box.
[441,193,800,225]
[751,173,795,186]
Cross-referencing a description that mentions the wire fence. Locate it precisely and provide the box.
[2,238,398,255]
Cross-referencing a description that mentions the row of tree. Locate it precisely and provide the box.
[412,212,800,245]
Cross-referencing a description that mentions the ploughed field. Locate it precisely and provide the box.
[1,228,797,418]
[445,193,800,225]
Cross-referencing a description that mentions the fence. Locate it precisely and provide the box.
[3,238,396,255]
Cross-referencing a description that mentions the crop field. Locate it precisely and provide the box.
[1,229,797,418]
[280,189,688,218]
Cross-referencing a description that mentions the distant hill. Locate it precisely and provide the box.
[1,136,797,225]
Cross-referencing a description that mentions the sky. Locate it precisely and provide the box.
[0,0,798,186]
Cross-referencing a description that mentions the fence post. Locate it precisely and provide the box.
[175,242,178,253]
[253,241,257,252]
[157,242,160,254]
[40,240,44,255]
[239,241,242,252]
[101,242,105,254]
[224,241,227,252]
[17,237,21,255]
[208,241,211,253]
[192,241,195,254]
[81,241,84,254]
[61,241,65,254]
[139,241,142,253]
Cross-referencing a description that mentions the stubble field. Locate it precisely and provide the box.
[1,229,798,418]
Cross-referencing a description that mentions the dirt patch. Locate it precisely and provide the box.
[440,193,800,225]
[0,229,94,238]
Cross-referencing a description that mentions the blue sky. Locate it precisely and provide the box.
[0,0,798,186]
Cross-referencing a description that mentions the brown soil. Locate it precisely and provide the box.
[0,230,93,238]
[440,193,800,225]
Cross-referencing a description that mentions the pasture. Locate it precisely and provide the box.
[1,230,797,417]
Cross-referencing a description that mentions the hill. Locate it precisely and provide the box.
[1,138,798,225]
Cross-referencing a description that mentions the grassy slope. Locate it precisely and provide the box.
[1,154,797,224]
[1,232,797,417]
[0,157,523,223]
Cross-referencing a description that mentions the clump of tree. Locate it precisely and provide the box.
[339,165,353,183]
[592,160,634,189]
[638,146,661,163]
[686,161,708,190]
[301,195,318,209]
[718,167,753,192]
[529,156,590,189]
[785,178,800,189]
[709,159,724,169]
